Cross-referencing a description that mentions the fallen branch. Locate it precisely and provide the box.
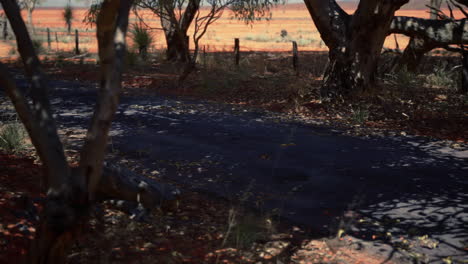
[97,163,181,210]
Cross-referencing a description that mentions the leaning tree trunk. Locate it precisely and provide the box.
[304,0,409,98]
[399,0,442,72]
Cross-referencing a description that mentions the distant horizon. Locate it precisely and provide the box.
[39,0,359,8]
[35,0,428,10]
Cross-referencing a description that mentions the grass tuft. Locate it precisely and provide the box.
[0,122,26,153]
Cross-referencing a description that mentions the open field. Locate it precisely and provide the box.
[0,4,464,57]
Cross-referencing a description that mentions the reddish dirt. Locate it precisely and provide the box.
[0,153,43,264]
[0,151,403,264]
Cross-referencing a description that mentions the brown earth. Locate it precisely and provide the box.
[0,151,403,264]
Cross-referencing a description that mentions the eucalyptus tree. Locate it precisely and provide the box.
[0,0,175,262]
[136,0,280,62]
[389,0,468,93]
[304,0,468,98]
[63,3,73,34]
[398,0,442,71]
[17,0,42,33]
[303,0,410,98]
[389,0,468,64]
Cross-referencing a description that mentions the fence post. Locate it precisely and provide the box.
[47,28,51,49]
[55,32,59,50]
[234,38,240,66]
[203,45,207,68]
[292,41,299,72]
[3,19,8,40]
[75,29,80,55]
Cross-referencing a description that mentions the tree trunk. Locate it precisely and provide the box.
[159,0,199,62]
[462,48,468,94]
[399,0,442,72]
[399,37,434,71]
[304,0,408,98]
[162,22,190,62]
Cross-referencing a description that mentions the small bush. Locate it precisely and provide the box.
[425,63,458,89]
[224,212,273,249]
[125,49,140,66]
[0,122,26,153]
[351,107,369,124]
[130,23,153,59]
[280,29,288,38]
[384,67,421,89]
[63,4,73,34]
[32,39,44,54]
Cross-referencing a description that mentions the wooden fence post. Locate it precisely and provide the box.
[47,28,51,49]
[55,32,59,50]
[292,41,299,72]
[234,38,240,66]
[75,29,80,55]
[203,45,207,68]
[3,19,8,40]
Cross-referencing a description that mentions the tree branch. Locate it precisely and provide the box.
[390,16,468,46]
[302,0,349,50]
[0,0,69,190]
[79,0,134,200]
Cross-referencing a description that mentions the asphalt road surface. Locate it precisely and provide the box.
[1,78,467,263]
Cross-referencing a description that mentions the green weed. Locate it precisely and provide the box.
[351,107,369,124]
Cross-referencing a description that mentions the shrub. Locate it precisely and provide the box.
[280,29,288,38]
[130,23,153,60]
[32,38,44,54]
[126,49,140,66]
[425,63,458,89]
[351,107,369,124]
[384,67,421,89]
[0,122,26,153]
[63,4,73,34]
